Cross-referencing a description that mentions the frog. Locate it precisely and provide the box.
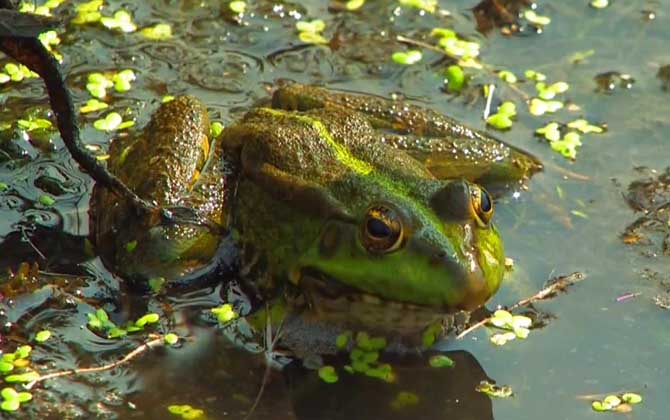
[92,83,541,341]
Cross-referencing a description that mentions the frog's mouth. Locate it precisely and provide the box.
[291,268,449,335]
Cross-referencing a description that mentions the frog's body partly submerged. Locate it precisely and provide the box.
[93,84,540,339]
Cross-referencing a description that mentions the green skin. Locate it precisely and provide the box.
[94,84,541,332]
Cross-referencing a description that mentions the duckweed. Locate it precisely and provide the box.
[399,0,437,13]
[590,0,609,9]
[296,20,328,45]
[72,0,103,25]
[591,392,642,413]
[390,391,419,410]
[38,194,56,206]
[168,404,206,419]
[100,10,137,33]
[164,333,179,345]
[488,310,532,345]
[93,112,134,131]
[228,1,246,14]
[523,9,551,26]
[428,354,455,368]
[524,70,546,82]
[392,50,422,65]
[140,23,172,40]
[34,330,51,343]
[529,98,563,116]
[211,304,238,323]
[550,132,581,160]
[210,121,224,138]
[476,380,513,398]
[0,387,32,412]
[445,65,465,92]
[486,101,516,130]
[80,99,109,114]
[345,0,365,11]
[498,70,518,84]
[318,365,339,383]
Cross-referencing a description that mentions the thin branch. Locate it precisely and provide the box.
[456,272,586,340]
[28,335,164,387]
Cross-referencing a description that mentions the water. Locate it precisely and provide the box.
[0,0,668,418]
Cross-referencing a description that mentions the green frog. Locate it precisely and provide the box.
[92,83,540,338]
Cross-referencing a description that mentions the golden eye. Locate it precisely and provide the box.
[361,204,404,254]
[470,185,494,226]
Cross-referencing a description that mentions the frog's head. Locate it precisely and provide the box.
[291,176,504,317]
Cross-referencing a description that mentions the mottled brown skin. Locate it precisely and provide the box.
[93,96,229,282]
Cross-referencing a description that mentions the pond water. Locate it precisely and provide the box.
[0,0,668,418]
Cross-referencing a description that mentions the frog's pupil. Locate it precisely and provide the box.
[480,190,492,212]
[367,218,391,238]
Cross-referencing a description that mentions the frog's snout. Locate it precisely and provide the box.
[432,251,495,311]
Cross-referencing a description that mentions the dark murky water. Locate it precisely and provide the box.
[0,0,669,418]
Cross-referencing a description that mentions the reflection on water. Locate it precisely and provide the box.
[286,351,493,420]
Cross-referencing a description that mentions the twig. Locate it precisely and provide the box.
[243,304,285,420]
[28,335,164,387]
[456,272,586,339]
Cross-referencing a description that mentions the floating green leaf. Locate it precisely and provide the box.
[0,362,13,373]
[35,330,51,343]
[567,119,605,134]
[550,132,581,159]
[5,371,39,383]
[476,380,513,398]
[318,365,338,383]
[399,0,437,13]
[211,304,238,323]
[529,98,563,116]
[210,121,224,138]
[524,10,551,26]
[390,391,420,410]
[164,333,179,345]
[72,0,102,25]
[229,1,246,13]
[336,331,351,349]
[445,65,465,92]
[392,50,422,65]
[149,277,166,293]
[621,393,642,404]
[100,10,137,33]
[346,0,365,10]
[525,70,546,81]
[135,313,160,327]
[94,112,124,131]
[536,122,561,141]
[429,354,455,368]
[168,404,205,419]
[80,99,109,114]
[590,0,609,8]
[498,70,517,84]
[140,23,172,40]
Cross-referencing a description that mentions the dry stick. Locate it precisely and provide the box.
[456,272,586,340]
[29,336,165,387]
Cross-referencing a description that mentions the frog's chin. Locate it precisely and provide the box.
[290,270,450,337]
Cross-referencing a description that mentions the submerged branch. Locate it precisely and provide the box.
[29,335,165,386]
[456,272,586,340]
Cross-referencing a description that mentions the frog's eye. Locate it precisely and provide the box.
[361,205,404,254]
[471,185,494,226]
